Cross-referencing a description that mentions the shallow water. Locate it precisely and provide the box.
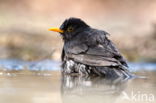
[0,59,156,103]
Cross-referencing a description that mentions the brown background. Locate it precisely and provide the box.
[0,0,156,61]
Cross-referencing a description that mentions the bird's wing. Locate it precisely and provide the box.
[64,30,128,67]
[66,53,121,67]
[86,38,128,67]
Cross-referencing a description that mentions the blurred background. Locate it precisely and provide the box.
[0,0,156,62]
[0,1,156,103]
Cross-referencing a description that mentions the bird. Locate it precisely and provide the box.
[49,17,132,78]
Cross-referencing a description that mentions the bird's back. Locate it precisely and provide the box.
[61,28,132,78]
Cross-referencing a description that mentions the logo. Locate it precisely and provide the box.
[122,91,155,102]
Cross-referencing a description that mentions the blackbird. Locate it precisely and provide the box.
[49,17,132,78]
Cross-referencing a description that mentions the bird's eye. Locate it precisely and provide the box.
[67,26,74,32]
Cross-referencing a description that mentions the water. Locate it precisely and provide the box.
[0,59,156,103]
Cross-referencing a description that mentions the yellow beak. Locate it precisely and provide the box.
[48,27,64,33]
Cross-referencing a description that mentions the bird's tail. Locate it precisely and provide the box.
[90,66,134,79]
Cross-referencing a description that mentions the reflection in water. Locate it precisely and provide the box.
[61,75,129,103]
[0,59,156,103]
[0,71,156,103]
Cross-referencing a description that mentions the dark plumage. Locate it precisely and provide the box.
[50,17,132,78]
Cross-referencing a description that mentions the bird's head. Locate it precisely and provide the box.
[49,18,89,41]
